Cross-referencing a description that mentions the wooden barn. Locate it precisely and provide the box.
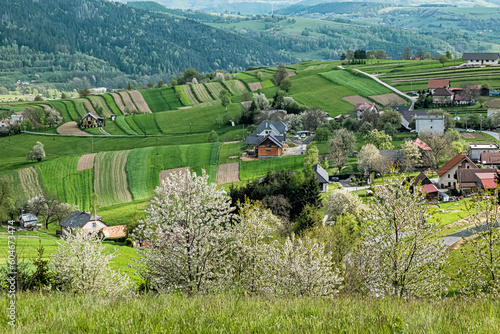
[255,135,284,157]
[81,112,105,128]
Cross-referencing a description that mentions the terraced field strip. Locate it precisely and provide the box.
[88,96,113,118]
[77,153,96,171]
[160,88,183,109]
[261,79,275,88]
[369,93,407,106]
[38,104,52,111]
[94,150,133,207]
[342,95,372,106]
[126,147,151,200]
[216,162,240,185]
[1,171,27,204]
[223,80,249,95]
[119,92,139,112]
[83,100,99,117]
[125,116,144,135]
[140,89,170,113]
[47,101,72,122]
[114,116,138,135]
[183,85,200,104]
[18,167,45,199]
[192,84,213,102]
[57,122,91,136]
[102,94,123,115]
[36,156,94,210]
[204,82,225,98]
[303,65,319,71]
[129,90,152,113]
[196,100,221,108]
[321,70,392,96]
[173,86,191,106]
[62,101,80,120]
[159,167,190,185]
[110,93,127,114]
[131,113,162,135]
[70,100,87,117]
[248,82,263,91]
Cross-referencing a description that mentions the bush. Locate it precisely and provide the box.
[125,238,133,247]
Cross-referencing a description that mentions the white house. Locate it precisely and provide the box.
[462,53,500,66]
[59,210,108,238]
[10,115,23,125]
[415,114,445,136]
[437,152,477,188]
[468,142,499,162]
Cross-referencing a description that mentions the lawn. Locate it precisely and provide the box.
[218,142,243,164]
[240,155,305,181]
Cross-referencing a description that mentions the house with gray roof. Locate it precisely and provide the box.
[312,164,330,192]
[59,210,107,238]
[462,53,500,66]
[246,120,287,157]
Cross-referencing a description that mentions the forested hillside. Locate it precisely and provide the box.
[0,0,293,90]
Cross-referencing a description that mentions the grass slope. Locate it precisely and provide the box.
[94,150,133,207]
[140,88,170,113]
[240,155,305,181]
[126,147,152,200]
[321,70,392,96]
[101,94,123,115]
[161,88,183,109]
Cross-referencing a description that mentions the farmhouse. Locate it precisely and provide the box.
[480,152,500,168]
[456,169,498,193]
[437,152,477,188]
[432,88,454,105]
[81,112,105,128]
[0,118,11,129]
[19,213,38,228]
[312,163,330,192]
[246,120,287,157]
[59,210,107,238]
[462,53,500,66]
[468,142,499,162]
[10,114,23,125]
[415,114,445,136]
[401,110,427,130]
[428,79,450,94]
[354,103,378,121]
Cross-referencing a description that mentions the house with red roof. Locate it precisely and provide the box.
[428,79,450,94]
[437,152,477,188]
[457,169,498,193]
[481,152,500,168]
[354,103,378,121]
[432,88,454,104]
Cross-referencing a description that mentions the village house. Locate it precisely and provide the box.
[59,210,127,239]
[411,138,433,167]
[246,120,287,158]
[468,142,499,162]
[401,110,427,130]
[412,172,439,201]
[432,88,454,105]
[354,103,378,121]
[10,115,23,125]
[90,87,107,94]
[462,53,500,66]
[312,163,330,192]
[81,112,105,128]
[428,79,450,94]
[456,169,498,194]
[0,118,11,135]
[19,213,38,228]
[437,152,477,188]
[415,114,445,136]
[480,152,500,168]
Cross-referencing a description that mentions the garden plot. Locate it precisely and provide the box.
[18,167,44,199]
[159,167,191,185]
[369,93,407,106]
[57,122,91,136]
[77,153,96,171]
[216,163,240,185]
[129,91,152,113]
[342,95,372,106]
[119,92,139,112]
[248,82,263,91]
[94,151,133,207]
[486,99,500,107]
[110,93,127,113]
[461,133,485,139]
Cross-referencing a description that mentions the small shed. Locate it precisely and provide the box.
[19,213,38,228]
[313,164,330,192]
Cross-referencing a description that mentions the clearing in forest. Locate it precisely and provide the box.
[248,82,263,91]
[57,122,91,136]
[369,93,407,106]
[342,95,372,106]
[159,167,191,185]
[77,153,96,171]
[216,163,240,185]
[94,151,133,207]
[18,167,44,200]
[129,91,153,113]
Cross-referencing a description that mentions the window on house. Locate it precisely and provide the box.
[467,166,469,169]
[266,149,271,152]
[92,222,96,228]
[448,174,450,178]
[448,182,451,187]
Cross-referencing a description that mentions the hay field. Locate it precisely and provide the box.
[77,153,96,171]
[94,151,133,207]
[129,91,153,113]
[18,167,44,199]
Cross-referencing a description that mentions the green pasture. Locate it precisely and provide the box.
[114,116,138,135]
[192,83,213,102]
[235,71,258,83]
[183,85,199,104]
[174,86,191,106]
[205,82,225,99]
[94,151,132,207]
[223,80,249,95]
[101,94,123,115]
[45,101,72,122]
[138,89,170,113]
[125,116,145,135]
[126,147,152,201]
[87,96,113,118]
[161,88,183,109]
[239,155,305,181]
[321,70,392,96]
[130,113,162,135]
[218,142,243,165]
[36,155,93,210]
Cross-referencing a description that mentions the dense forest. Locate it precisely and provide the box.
[0,0,293,90]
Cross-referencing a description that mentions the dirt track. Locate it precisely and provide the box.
[216,163,240,185]
[57,122,91,136]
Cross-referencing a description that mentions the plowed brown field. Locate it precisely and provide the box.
[216,163,240,185]
[77,153,96,171]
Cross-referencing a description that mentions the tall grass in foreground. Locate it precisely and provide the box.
[1,293,499,333]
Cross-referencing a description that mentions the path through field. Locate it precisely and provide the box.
[216,163,240,185]
[77,153,96,171]
[129,91,152,113]
[18,167,44,199]
[57,122,91,136]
